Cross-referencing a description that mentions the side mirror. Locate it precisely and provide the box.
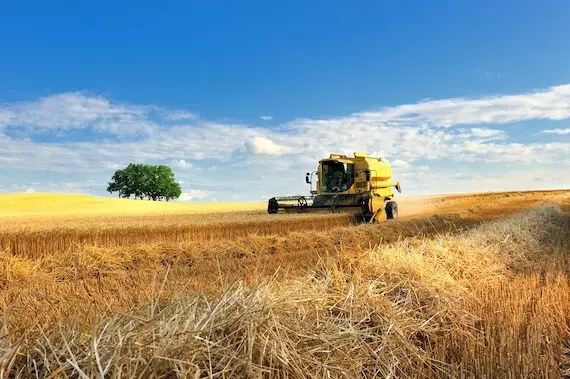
[305,173,311,184]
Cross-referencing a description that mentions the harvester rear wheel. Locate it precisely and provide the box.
[385,201,398,219]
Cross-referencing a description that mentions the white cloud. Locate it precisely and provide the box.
[244,136,292,155]
[166,110,197,121]
[179,189,209,201]
[25,188,35,193]
[541,128,570,135]
[469,128,506,139]
[356,84,570,127]
[0,93,99,127]
[391,159,411,169]
[2,84,570,198]
[173,159,193,169]
[0,92,155,136]
[260,115,273,121]
[2,84,569,168]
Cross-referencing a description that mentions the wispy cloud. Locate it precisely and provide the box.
[165,110,197,121]
[0,92,155,136]
[179,189,209,201]
[355,84,570,128]
[260,115,273,121]
[468,128,506,139]
[541,128,570,135]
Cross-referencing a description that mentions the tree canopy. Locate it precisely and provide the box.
[107,163,182,201]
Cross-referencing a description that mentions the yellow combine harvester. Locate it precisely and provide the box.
[268,152,401,222]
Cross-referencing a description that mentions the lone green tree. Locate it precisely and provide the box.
[107,163,182,201]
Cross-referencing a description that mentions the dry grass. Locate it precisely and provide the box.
[0,213,479,332]
[0,191,569,377]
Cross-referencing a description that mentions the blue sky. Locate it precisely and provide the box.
[1,1,569,201]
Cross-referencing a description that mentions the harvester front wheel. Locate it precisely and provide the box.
[385,201,398,220]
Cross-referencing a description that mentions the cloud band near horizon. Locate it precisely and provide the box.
[0,84,569,200]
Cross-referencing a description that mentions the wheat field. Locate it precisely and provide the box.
[0,193,266,217]
[0,190,569,378]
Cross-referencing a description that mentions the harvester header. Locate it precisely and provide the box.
[268,152,401,222]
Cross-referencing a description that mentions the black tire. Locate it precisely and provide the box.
[360,196,374,223]
[268,198,279,214]
[385,200,398,220]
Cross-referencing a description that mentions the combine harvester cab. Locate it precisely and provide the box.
[268,152,401,223]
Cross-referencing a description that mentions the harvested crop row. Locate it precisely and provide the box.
[0,213,470,331]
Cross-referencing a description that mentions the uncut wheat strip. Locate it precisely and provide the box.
[1,213,354,259]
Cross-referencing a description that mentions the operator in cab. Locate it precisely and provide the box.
[325,163,349,192]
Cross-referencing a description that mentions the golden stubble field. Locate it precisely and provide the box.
[0,189,569,378]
